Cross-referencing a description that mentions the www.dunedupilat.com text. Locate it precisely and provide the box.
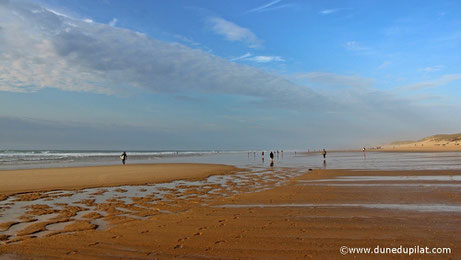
[340,245,452,256]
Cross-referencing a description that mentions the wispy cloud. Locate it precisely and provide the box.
[344,41,369,51]
[319,8,352,15]
[208,17,262,48]
[378,61,392,70]
[402,74,461,90]
[0,2,319,108]
[247,56,284,63]
[320,9,341,15]
[297,72,373,88]
[109,18,117,27]
[230,52,252,61]
[419,65,444,73]
[231,53,284,63]
[247,0,292,13]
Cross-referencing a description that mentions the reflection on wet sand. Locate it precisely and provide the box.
[0,166,300,244]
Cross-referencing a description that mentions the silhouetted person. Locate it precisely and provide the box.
[270,151,274,163]
[322,149,327,161]
[120,152,127,165]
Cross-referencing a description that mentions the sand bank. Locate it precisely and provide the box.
[1,168,459,258]
[0,163,237,196]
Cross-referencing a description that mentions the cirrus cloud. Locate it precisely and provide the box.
[208,16,262,48]
[0,1,319,108]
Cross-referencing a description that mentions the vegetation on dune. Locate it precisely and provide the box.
[420,133,461,142]
[390,133,461,145]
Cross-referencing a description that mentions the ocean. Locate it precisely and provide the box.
[0,150,230,170]
[2,150,461,171]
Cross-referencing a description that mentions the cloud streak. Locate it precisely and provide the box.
[231,53,284,63]
[247,0,292,13]
[208,17,262,48]
[297,72,373,88]
[0,2,319,108]
[402,74,461,90]
[248,0,282,13]
[320,9,341,15]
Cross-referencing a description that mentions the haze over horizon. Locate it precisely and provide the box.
[1,0,461,150]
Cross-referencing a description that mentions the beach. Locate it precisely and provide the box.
[0,159,460,259]
[0,163,237,196]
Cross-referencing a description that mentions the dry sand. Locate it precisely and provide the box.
[381,134,461,152]
[0,163,238,196]
[1,168,460,259]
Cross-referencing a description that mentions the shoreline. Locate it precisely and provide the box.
[0,163,238,196]
[298,148,461,153]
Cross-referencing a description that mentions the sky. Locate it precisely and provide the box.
[1,0,461,150]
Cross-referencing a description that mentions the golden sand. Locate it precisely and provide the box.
[0,163,237,196]
[0,168,459,259]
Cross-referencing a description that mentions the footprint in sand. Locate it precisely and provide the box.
[177,237,189,242]
[66,250,78,255]
[193,232,202,237]
[88,242,99,247]
[198,227,207,231]
[140,230,149,234]
[111,235,120,239]
[214,240,225,244]
[174,244,183,249]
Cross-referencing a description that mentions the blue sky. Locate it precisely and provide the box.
[1,0,461,150]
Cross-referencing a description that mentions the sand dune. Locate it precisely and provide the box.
[382,133,461,151]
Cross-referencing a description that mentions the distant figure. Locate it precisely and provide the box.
[120,152,127,165]
[362,147,366,158]
[362,147,366,152]
[322,149,327,160]
[270,151,274,163]
[262,151,265,162]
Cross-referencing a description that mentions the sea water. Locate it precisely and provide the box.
[2,150,461,170]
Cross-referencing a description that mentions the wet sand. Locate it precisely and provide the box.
[0,168,460,259]
[0,163,238,196]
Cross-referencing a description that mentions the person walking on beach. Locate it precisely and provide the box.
[270,151,274,163]
[120,152,127,165]
[322,149,327,161]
